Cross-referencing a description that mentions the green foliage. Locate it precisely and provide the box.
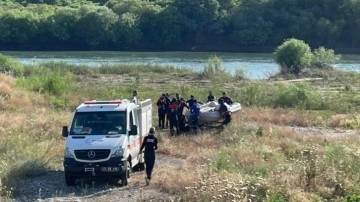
[266,189,290,202]
[2,0,360,50]
[0,54,24,77]
[312,46,341,68]
[274,38,313,75]
[239,82,269,106]
[346,193,360,202]
[274,83,319,109]
[202,55,230,80]
[17,66,74,96]
[212,151,232,171]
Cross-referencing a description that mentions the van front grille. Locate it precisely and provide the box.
[74,149,110,160]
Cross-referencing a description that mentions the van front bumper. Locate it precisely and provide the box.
[63,157,126,177]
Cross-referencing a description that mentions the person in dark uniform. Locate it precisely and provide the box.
[168,98,179,135]
[218,92,233,105]
[164,93,171,128]
[190,99,201,132]
[140,127,158,185]
[186,95,196,108]
[156,94,167,129]
[177,98,189,133]
[207,90,216,102]
[218,98,231,125]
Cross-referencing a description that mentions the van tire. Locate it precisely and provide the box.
[65,172,76,186]
[120,160,131,186]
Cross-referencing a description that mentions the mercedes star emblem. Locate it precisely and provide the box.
[88,150,96,158]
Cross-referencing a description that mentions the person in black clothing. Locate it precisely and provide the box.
[207,90,216,102]
[140,127,158,185]
[177,98,189,133]
[156,94,167,129]
[186,95,196,108]
[168,98,179,135]
[164,93,171,128]
[218,92,233,105]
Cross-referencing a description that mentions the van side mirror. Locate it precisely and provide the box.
[129,125,138,135]
[62,126,69,137]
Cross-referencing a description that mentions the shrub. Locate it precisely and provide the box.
[274,83,319,109]
[312,46,341,68]
[17,67,74,96]
[202,55,230,80]
[0,54,24,77]
[274,38,313,75]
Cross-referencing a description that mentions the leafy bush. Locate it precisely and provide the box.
[0,54,24,77]
[312,46,341,68]
[17,67,74,96]
[273,83,319,109]
[274,38,313,75]
[202,55,229,77]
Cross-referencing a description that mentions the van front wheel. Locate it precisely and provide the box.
[120,160,131,186]
[65,172,76,186]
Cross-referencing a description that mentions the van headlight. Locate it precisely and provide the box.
[64,147,74,158]
[111,147,124,157]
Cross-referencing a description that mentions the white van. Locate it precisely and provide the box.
[62,99,152,186]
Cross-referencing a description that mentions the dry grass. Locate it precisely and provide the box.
[0,74,13,98]
[242,107,311,126]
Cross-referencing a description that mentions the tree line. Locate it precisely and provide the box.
[1,0,360,52]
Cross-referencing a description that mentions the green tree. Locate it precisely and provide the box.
[274,38,313,75]
[48,7,79,41]
[74,6,118,49]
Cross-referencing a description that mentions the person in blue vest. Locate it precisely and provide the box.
[190,99,201,131]
[186,95,196,108]
[140,127,158,185]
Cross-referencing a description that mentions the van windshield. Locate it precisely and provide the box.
[70,111,126,135]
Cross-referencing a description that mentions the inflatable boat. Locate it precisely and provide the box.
[185,101,241,124]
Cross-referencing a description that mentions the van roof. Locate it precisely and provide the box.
[75,99,134,112]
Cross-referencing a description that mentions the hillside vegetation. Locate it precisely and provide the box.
[1,53,360,201]
[1,0,360,52]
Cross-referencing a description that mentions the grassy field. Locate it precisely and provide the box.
[0,54,360,201]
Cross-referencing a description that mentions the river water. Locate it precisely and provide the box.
[1,51,360,79]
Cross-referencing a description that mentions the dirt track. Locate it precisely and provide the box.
[13,154,184,202]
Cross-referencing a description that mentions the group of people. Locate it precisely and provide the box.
[137,90,234,186]
[156,91,234,134]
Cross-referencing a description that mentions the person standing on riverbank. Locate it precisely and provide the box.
[157,94,167,129]
[130,90,138,104]
[207,91,216,102]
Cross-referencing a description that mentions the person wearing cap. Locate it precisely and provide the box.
[140,127,158,185]
[130,90,138,104]
[218,92,233,105]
